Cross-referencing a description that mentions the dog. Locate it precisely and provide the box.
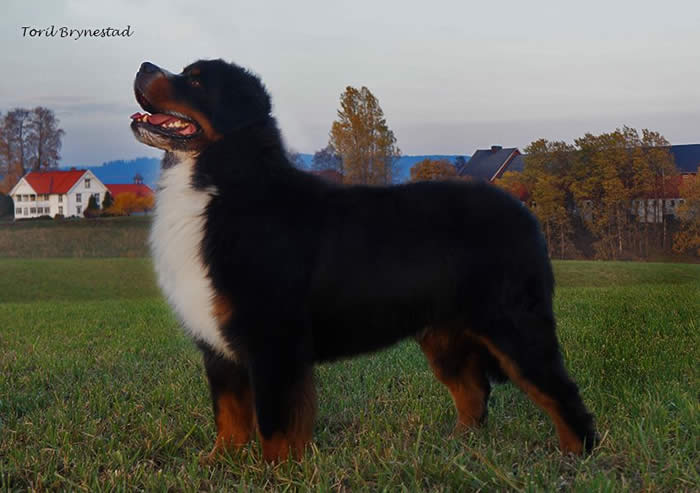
[130,59,597,462]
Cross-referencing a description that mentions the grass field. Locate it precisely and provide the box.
[0,259,698,491]
[0,217,151,258]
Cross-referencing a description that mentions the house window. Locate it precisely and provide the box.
[15,195,21,202]
[44,194,49,200]
[85,178,91,189]
[76,193,82,203]
[93,192,100,202]
[76,205,82,214]
[58,206,63,214]
[58,195,63,203]
[30,207,36,214]
[30,194,36,201]
[16,208,21,215]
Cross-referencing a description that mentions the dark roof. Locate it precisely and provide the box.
[508,153,525,173]
[669,144,700,174]
[458,146,519,181]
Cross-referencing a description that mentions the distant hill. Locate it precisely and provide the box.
[62,154,470,187]
[299,153,470,182]
[62,157,160,188]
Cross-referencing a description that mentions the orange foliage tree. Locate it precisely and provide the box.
[409,158,457,182]
[107,193,154,216]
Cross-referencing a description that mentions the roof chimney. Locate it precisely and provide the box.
[70,167,76,171]
[491,145,502,152]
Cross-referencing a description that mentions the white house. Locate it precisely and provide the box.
[9,169,108,219]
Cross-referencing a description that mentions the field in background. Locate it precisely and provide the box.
[0,216,151,258]
[0,260,698,491]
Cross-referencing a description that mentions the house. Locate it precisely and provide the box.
[105,183,154,200]
[457,146,522,182]
[669,144,700,176]
[9,169,107,219]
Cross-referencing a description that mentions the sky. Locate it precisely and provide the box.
[2,0,699,166]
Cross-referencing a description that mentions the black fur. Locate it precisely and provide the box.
[136,59,597,459]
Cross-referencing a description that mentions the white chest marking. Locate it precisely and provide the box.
[150,157,236,360]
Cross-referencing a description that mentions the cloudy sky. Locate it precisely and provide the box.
[2,0,699,166]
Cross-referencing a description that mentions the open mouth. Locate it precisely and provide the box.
[131,90,200,138]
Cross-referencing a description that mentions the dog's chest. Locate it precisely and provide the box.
[149,159,235,360]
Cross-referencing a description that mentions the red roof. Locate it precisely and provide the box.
[105,184,154,198]
[24,170,87,194]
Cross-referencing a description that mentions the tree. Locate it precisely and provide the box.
[311,145,343,173]
[84,194,100,218]
[102,191,114,210]
[0,109,31,192]
[107,193,154,216]
[0,107,64,193]
[26,107,64,172]
[409,158,457,182]
[329,86,400,185]
[673,171,700,256]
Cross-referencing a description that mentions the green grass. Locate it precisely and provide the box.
[0,260,698,491]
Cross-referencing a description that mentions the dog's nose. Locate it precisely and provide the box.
[139,62,160,74]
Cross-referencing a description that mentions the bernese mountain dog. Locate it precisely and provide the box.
[130,59,597,463]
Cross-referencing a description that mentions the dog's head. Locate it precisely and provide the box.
[131,59,271,152]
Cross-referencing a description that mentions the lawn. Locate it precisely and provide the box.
[0,259,698,491]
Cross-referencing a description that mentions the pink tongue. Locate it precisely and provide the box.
[147,113,175,125]
[179,124,196,136]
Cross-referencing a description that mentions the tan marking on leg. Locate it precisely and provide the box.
[475,336,583,454]
[257,370,317,462]
[203,390,254,462]
[211,294,233,327]
[419,331,487,430]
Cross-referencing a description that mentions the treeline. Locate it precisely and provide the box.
[495,127,699,259]
[0,107,64,193]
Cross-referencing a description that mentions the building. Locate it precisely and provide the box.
[105,183,154,200]
[456,146,523,182]
[9,169,107,219]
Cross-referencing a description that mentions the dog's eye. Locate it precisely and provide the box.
[189,78,202,88]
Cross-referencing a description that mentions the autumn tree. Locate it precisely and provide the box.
[673,172,700,256]
[330,86,400,185]
[311,145,343,173]
[107,193,153,216]
[409,158,457,182]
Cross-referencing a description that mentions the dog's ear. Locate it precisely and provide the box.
[212,65,272,132]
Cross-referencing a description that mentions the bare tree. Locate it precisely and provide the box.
[3,109,32,178]
[26,107,64,172]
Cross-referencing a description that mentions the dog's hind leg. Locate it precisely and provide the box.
[472,312,598,455]
[418,329,493,431]
[201,348,255,462]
